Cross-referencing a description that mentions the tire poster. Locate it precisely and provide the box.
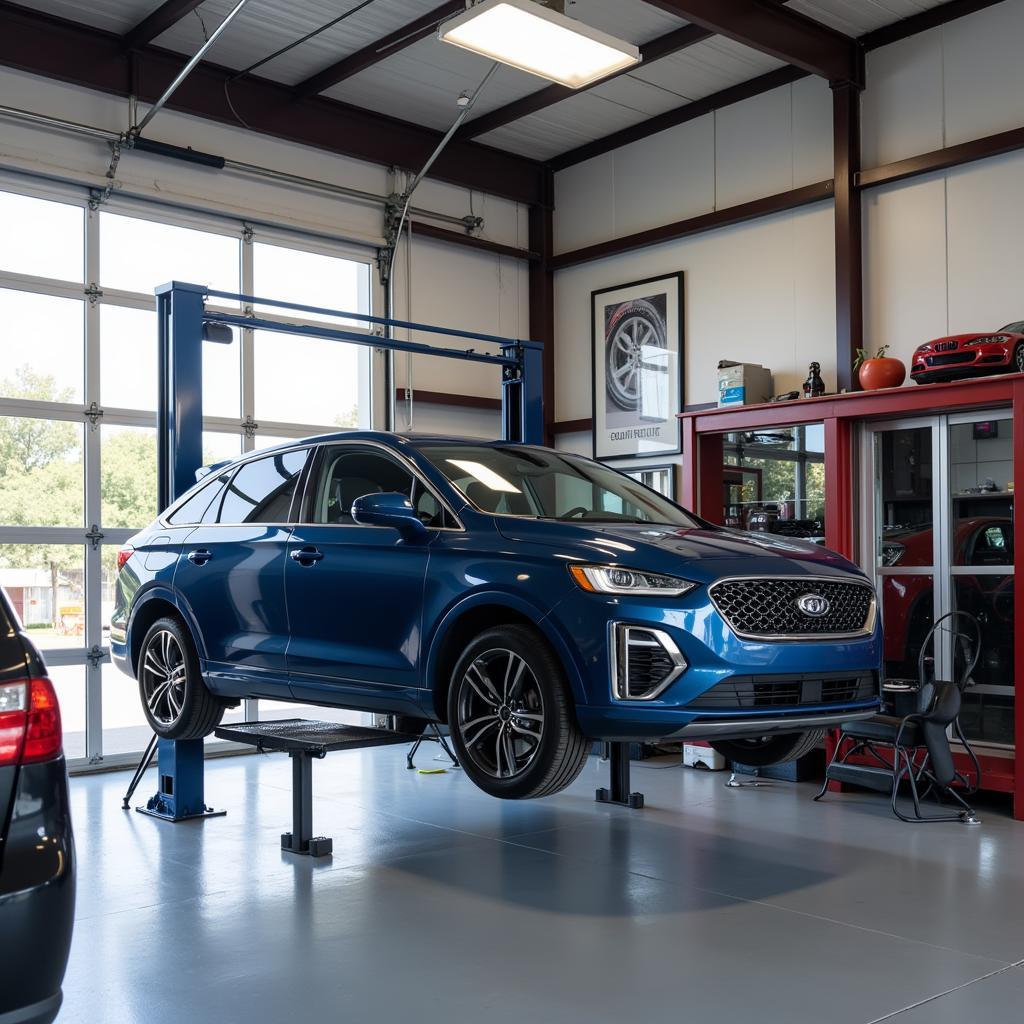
[592,273,683,460]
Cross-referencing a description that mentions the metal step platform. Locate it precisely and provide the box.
[824,762,895,794]
[214,719,412,857]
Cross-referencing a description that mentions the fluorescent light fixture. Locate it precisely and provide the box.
[438,0,641,90]
[447,459,521,493]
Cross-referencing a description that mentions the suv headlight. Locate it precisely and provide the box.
[569,564,697,597]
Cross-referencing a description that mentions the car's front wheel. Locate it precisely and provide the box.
[138,616,225,740]
[447,624,588,799]
[710,730,824,767]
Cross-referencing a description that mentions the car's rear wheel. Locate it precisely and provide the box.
[447,624,588,799]
[138,616,225,740]
[710,730,824,767]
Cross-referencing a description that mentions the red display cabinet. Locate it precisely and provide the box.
[679,375,1024,818]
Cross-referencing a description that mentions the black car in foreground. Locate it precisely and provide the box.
[0,589,75,1024]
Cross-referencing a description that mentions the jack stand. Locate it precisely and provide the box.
[281,749,333,857]
[406,722,460,770]
[595,742,644,809]
[122,732,159,809]
[135,737,225,822]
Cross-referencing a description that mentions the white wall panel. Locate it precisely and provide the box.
[942,1,1024,148]
[792,76,834,187]
[946,150,1024,334]
[862,31,944,168]
[553,153,616,253]
[862,176,948,365]
[715,85,796,207]
[611,116,715,239]
[554,203,835,418]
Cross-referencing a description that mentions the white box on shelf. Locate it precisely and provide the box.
[717,360,772,407]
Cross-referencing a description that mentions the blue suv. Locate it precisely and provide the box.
[112,433,881,799]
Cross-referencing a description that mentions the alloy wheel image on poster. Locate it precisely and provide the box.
[592,273,683,459]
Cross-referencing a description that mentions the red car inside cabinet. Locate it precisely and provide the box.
[881,517,1014,682]
[911,322,1024,384]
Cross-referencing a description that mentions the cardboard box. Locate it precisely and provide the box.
[717,360,772,407]
[683,743,727,771]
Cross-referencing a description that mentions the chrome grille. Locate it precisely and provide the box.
[709,577,875,639]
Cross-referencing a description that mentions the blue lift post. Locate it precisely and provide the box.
[138,281,545,823]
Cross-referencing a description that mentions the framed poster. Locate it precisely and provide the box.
[624,463,677,501]
[592,273,683,460]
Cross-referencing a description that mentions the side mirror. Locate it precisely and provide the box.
[351,492,428,542]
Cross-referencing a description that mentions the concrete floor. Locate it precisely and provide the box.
[61,748,1024,1024]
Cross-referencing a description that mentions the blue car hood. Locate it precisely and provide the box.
[494,518,863,586]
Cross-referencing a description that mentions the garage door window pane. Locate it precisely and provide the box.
[101,426,157,527]
[47,663,87,761]
[202,329,241,418]
[0,190,84,282]
[0,417,83,527]
[254,330,361,427]
[203,431,243,465]
[253,242,370,325]
[100,212,239,296]
[0,290,84,403]
[101,305,157,410]
[0,544,85,647]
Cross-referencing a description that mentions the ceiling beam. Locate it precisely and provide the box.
[549,178,833,270]
[860,0,1006,51]
[640,0,862,86]
[549,65,806,170]
[0,3,546,206]
[122,0,205,51]
[293,0,462,99]
[454,23,713,142]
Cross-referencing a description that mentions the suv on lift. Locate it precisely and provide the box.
[111,433,882,800]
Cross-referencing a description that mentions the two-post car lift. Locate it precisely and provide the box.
[127,280,642,853]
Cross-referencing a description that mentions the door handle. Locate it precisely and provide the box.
[187,549,212,565]
[290,546,324,566]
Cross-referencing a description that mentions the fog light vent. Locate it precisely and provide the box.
[611,624,685,700]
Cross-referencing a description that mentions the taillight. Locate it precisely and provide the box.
[117,545,134,572]
[0,677,62,766]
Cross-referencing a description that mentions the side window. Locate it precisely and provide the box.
[312,448,414,525]
[412,480,453,528]
[166,474,228,526]
[218,449,309,524]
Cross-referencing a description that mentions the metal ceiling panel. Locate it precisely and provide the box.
[787,0,949,37]
[630,35,786,101]
[150,0,446,84]
[13,0,153,34]
[565,0,689,42]
[323,35,546,131]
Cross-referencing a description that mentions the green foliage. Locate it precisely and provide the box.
[0,367,76,475]
[853,344,890,371]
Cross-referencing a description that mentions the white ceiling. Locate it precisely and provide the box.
[17,0,958,162]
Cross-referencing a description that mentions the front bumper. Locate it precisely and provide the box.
[911,346,1012,382]
[552,585,883,742]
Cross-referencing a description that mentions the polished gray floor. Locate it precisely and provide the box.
[61,749,1024,1023]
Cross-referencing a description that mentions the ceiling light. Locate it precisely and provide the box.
[438,0,641,90]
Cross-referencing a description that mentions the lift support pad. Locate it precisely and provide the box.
[215,719,410,857]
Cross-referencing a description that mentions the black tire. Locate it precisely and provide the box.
[710,730,824,768]
[604,299,668,411]
[447,624,588,799]
[137,616,225,740]
[1014,342,1024,374]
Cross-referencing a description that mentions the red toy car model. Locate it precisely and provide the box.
[911,322,1024,384]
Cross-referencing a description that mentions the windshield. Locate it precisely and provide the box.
[999,321,1024,334]
[417,444,698,527]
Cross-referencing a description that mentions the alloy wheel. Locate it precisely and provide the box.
[140,629,187,727]
[1015,344,1024,373]
[606,314,667,409]
[456,648,545,780]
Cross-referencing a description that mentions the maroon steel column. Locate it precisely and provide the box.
[832,81,863,393]
[529,169,556,446]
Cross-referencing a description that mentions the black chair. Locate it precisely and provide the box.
[815,611,983,824]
